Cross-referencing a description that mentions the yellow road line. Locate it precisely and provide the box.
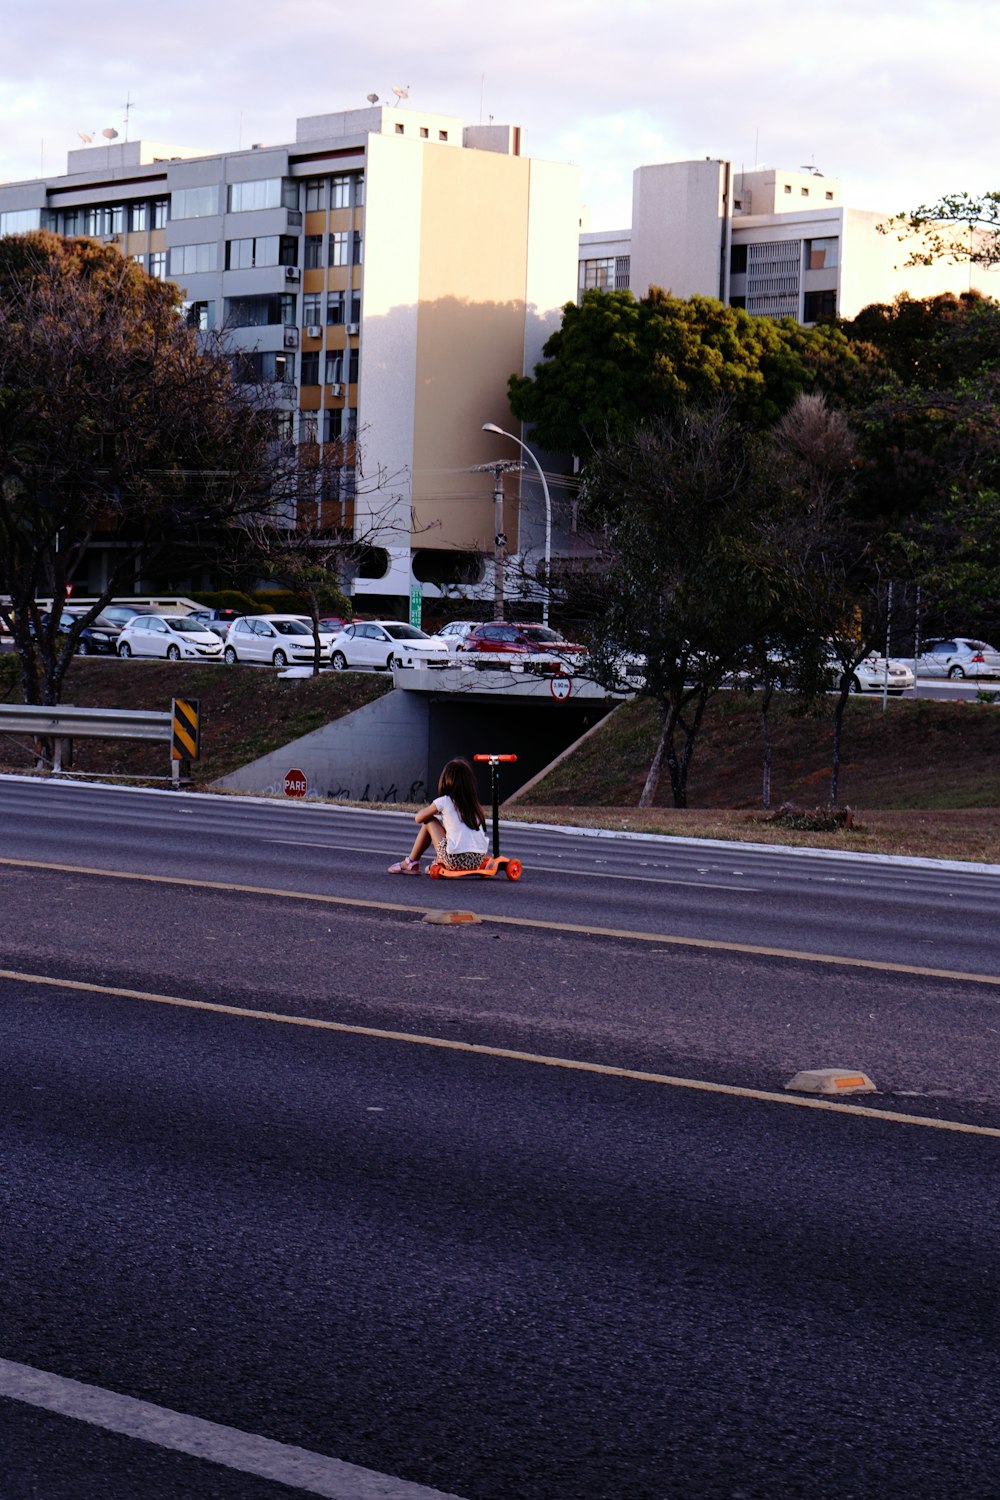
[2,854,999,988]
[2,964,998,1140]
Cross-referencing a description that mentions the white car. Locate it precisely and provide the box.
[429,620,481,655]
[117,614,223,661]
[835,653,915,695]
[913,638,1000,680]
[329,621,451,670]
[223,615,336,668]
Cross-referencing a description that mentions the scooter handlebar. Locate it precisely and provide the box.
[474,753,517,763]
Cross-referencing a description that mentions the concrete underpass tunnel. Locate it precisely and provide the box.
[427,694,614,804]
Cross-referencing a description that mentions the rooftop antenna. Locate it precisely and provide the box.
[366,92,380,105]
[391,84,410,104]
[800,158,824,176]
[121,92,137,142]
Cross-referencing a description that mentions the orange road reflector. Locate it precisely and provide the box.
[422,910,481,926]
[785,1069,877,1096]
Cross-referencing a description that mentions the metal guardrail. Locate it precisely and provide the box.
[0,701,196,783]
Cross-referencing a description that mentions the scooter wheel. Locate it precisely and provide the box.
[428,862,443,879]
[505,859,523,881]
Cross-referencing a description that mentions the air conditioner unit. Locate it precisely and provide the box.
[282,328,299,349]
[284,266,300,281]
[346,322,360,336]
[329,382,343,396]
[306,324,322,339]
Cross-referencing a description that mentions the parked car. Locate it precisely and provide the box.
[836,653,915,695]
[187,607,251,639]
[117,614,224,661]
[329,621,451,670]
[458,623,587,665]
[318,616,350,632]
[85,604,158,636]
[913,638,1000,680]
[223,615,336,668]
[37,610,119,656]
[429,620,482,655]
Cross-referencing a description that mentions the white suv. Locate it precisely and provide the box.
[223,615,336,668]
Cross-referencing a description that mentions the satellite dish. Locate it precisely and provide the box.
[366,92,379,105]
[391,84,410,102]
[102,127,119,140]
[77,131,94,144]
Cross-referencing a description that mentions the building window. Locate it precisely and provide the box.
[800,187,809,197]
[275,352,293,384]
[825,190,834,201]
[783,184,792,195]
[225,293,296,327]
[62,208,83,235]
[169,242,218,276]
[806,236,839,270]
[803,289,837,321]
[305,179,325,212]
[148,251,167,280]
[152,199,169,228]
[172,185,218,219]
[225,235,297,269]
[301,351,320,385]
[304,234,324,268]
[438,130,448,141]
[83,204,125,236]
[395,123,404,134]
[729,295,747,309]
[325,353,343,385]
[228,178,282,212]
[350,293,361,322]
[420,127,429,139]
[330,175,351,209]
[299,412,318,445]
[745,239,801,319]
[329,231,348,266]
[325,408,343,442]
[273,411,294,443]
[0,208,42,235]
[730,243,748,274]
[348,348,359,384]
[327,291,345,324]
[352,230,363,265]
[355,176,365,206]
[580,257,615,291]
[303,294,321,324]
[184,300,216,330]
[128,202,147,232]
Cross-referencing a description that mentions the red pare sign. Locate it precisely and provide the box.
[283,768,308,798]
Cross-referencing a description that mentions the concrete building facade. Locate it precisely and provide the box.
[580,158,999,320]
[0,107,580,606]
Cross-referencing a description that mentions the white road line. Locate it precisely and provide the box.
[265,840,754,892]
[0,1357,466,1500]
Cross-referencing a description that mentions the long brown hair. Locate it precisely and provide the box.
[438,758,486,831]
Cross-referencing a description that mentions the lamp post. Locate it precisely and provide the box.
[482,422,552,626]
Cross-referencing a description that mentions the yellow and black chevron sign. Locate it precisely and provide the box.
[171,698,201,761]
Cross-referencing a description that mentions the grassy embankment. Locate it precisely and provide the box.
[1,656,997,861]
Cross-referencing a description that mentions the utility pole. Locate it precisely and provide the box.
[472,459,523,622]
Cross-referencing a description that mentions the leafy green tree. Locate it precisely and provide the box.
[0,231,273,704]
[508,288,860,460]
[582,406,787,808]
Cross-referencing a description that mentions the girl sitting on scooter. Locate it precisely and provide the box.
[388,757,488,875]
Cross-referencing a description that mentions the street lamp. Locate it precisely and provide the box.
[482,422,552,626]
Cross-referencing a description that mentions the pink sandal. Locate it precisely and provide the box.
[387,857,422,875]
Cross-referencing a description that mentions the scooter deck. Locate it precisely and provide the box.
[428,855,522,881]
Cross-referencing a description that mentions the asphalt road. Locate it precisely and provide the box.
[2,777,998,1499]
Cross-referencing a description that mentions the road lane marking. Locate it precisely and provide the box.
[2,965,999,1140]
[0,1357,465,1500]
[266,841,754,892]
[1,855,998,988]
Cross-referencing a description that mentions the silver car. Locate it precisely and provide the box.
[914,639,1000,680]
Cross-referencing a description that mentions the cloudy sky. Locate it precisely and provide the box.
[1,0,995,228]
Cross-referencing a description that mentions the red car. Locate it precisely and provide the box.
[458,623,586,661]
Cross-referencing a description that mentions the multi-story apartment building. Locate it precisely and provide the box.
[580,158,999,320]
[0,106,580,607]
